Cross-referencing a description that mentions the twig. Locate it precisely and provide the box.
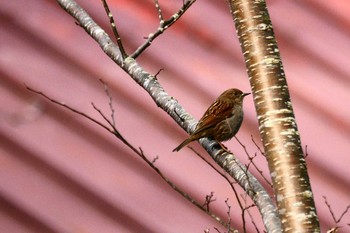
[323,196,350,226]
[55,2,282,231]
[154,0,164,22]
[26,84,233,231]
[250,136,265,157]
[101,0,127,59]
[138,146,233,230]
[241,194,260,233]
[236,136,272,188]
[154,68,164,78]
[99,79,115,127]
[130,0,196,58]
[152,155,159,164]
[189,147,246,232]
[304,145,308,158]
[25,85,113,134]
[225,198,232,233]
[203,192,216,212]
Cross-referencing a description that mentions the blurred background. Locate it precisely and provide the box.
[1,0,350,232]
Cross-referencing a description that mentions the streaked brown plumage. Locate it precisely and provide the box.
[173,88,250,152]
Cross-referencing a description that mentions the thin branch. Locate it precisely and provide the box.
[130,0,196,58]
[304,145,309,158]
[25,85,113,134]
[154,0,164,22]
[236,136,272,187]
[326,227,340,233]
[241,194,260,233]
[55,1,281,231]
[189,147,248,232]
[101,0,127,59]
[99,79,116,127]
[323,196,350,224]
[27,83,236,232]
[154,68,164,78]
[91,102,113,127]
[250,135,265,157]
[225,198,232,233]
[137,146,236,231]
[203,191,216,212]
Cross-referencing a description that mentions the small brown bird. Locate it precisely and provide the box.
[173,88,250,152]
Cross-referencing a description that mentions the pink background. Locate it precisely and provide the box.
[1,0,349,232]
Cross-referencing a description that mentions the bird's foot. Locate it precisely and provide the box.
[218,142,231,153]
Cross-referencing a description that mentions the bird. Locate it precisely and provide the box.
[173,88,250,152]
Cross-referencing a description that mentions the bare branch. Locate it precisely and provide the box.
[130,0,196,58]
[154,68,164,78]
[304,145,309,158]
[203,192,216,212]
[55,1,281,232]
[154,0,164,22]
[241,194,260,233]
[99,79,116,127]
[27,83,236,232]
[323,196,350,225]
[236,136,272,187]
[225,198,232,233]
[189,147,249,232]
[250,136,265,157]
[101,0,127,59]
[26,85,113,134]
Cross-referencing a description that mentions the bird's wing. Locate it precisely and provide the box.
[193,99,234,134]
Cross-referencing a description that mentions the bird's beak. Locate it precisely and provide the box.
[242,93,251,97]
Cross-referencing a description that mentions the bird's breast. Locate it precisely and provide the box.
[213,107,244,141]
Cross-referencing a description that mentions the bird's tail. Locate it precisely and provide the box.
[172,138,193,152]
